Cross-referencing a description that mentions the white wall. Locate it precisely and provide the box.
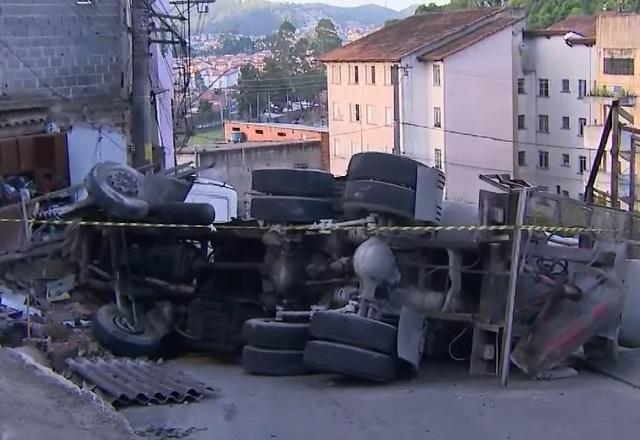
[67,124,127,187]
[399,58,444,168]
[518,35,596,198]
[443,27,517,204]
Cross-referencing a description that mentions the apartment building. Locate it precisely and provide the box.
[320,8,525,204]
[518,16,599,199]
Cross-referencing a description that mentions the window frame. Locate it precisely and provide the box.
[562,153,570,167]
[538,151,549,169]
[538,114,549,133]
[518,114,526,130]
[561,116,570,130]
[366,104,375,125]
[604,57,634,76]
[561,79,570,93]
[434,106,442,128]
[538,78,549,97]
[384,106,392,126]
[518,78,525,95]
[578,117,587,136]
[433,64,441,86]
[332,101,342,121]
[579,155,588,174]
[351,103,361,122]
[331,65,341,84]
[434,148,443,170]
[578,79,587,98]
[518,151,526,166]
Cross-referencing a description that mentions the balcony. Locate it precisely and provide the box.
[589,84,637,107]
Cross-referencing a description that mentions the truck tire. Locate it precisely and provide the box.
[147,202,215,225]
[304,340,396,382]
[243,318,310,350]
[310,312,397,355]
[85,162,149,220]
[251,196,333,223]
[242,346,307,376]
[252,169,335,198]
[342,180,415,220]
[93,304,162,358]
[347,153,422,189]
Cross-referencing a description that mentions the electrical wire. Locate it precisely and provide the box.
[402,121,605,152]
[448,326,470,362]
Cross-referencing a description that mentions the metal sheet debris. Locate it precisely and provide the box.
[66,357,209,407]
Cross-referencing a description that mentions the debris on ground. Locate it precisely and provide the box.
[135,425,208,439]
[67,357,211,407]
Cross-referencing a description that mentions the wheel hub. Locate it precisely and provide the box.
[107,170,139,197]
[113,314,144,335]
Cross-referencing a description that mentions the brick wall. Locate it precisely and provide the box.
[0,0,129,125]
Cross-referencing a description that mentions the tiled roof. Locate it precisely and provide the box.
[318,8,504,63]
[547,15,596,38]
[420,16,521,61]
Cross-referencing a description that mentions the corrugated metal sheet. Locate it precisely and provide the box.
[67,358,208,407]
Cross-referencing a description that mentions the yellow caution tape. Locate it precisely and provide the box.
[0,217,621,234]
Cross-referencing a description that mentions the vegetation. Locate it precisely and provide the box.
[236,19,340,119]
[188,127,225,145]
[414,0,640,29]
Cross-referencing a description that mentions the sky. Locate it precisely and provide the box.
[274,0,448,12]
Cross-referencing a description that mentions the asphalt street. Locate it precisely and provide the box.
[123,356,640,440]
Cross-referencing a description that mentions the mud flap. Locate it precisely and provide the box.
[397,306,427,371]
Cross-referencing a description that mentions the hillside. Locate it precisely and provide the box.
[203,0,403,35]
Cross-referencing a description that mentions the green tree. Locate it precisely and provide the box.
[273,20,298,73]
[197,100,215,125]
[415,3,444,14]
[237,63,262,120]
[311,18,342,55]
[384,18,401,27]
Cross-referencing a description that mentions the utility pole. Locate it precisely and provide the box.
[391,64,401,156]
[132,0,151,167]
[630,135,636,212]
[611,101,620,208]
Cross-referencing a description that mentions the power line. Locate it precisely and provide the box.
[402,121,602,152]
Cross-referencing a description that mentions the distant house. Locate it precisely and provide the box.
[319,8,525,204]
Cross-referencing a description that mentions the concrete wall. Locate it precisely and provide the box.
[0,0,130,126]
[325,62,394,176]
[186,141,324,217]
[443,27,517,205]
[596,14,640,126]
[518,34,596,198]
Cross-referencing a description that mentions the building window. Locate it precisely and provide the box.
[351,103,361,122]
[434,148,443,170]
[350,141,360,154]
[366,105,375,124]
[331,65,341,84]
[578,118,587,136]
[578,79,587,98]
[434,106,442,128]
[518,78,525,95]
[562,190,570,197]
[433,64,441,86]
[384,66,392,85]
[604,58,634,76]
[332,102,342,121]
[562,116,570,130]
[538,151,549,169]
[333,138,340,156]
[561,79,570,93]
[579,155,587,174]
[518,151,526,166]
[538,78,549,97]
[349,65,360,84]
[518,115,526,130]
[255,129,264,134]
[384,107,392,126]
[562,153,570,167]
[232,127,241,132]
[277,132,286,137]
[556,185,561,194]
[538,114,549,133]
[367,65,376,85]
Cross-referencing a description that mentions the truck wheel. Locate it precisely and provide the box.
[251,196,334,223]
[243,318,310,350]
[347,152,422,189]
[242,346,307,376]
[147,202,215,225]
[85,162,149,219]
[304,340,396,382]
[93,304,162,358]
[252,169,335,198]
[310,312,397,355]
[342,180,415,220]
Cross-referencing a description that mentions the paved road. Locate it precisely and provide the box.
[123,356,640,440]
